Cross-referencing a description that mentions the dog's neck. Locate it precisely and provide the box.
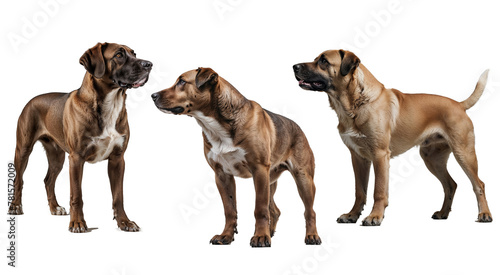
[77,73,127,116]
[208,78,249,121]
[327,66,383,120]
[78,73,125,102]
[191,78,249,139]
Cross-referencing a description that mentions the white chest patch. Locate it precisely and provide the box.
[339,128,367,157]
[193,111,247,176]
[88,89,126,163]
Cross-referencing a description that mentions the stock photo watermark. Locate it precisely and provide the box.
[110,266,128,275]
[6,162,18,268]
[282,236,339,275]
[390,149,422,187]
[7,0,70,54]
[213,0,244,21]
[178,177,219,224]
[339,0,410,53]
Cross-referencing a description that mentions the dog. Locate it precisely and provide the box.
[151,67,321,246]
[293,49,492,226]
[8,42,152,233]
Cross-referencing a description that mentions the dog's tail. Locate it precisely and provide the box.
[461,69,489,110]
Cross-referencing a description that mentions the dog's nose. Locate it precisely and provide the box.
[151,92,159,101]
[293,64,302,73]
[141,60,153,69]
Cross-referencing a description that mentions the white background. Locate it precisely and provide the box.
[1,0,500,274]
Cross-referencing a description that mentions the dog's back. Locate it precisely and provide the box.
[264,108,315,174]
[16,92,70,148]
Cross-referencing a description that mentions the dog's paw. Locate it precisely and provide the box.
[8,204,23,215]
[305,234,322,245]
[69,220,88,233]
[361,215,383,226]
[118,220,140,232]
[431,211,449,220]
[250,234,271,247]
[210,234,234,245]
[476,212,493,223]
[337,213,359,223]
[51,206,67,216]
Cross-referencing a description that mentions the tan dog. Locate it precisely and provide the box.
[8,42,152,232]
[152,67,321,246]
[293,49,492,225]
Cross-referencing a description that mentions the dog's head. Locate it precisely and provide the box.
[151,67,218,115]
[293,49,360,92]
[79,42,153,89]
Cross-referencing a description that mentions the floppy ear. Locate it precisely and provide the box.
[195,67,218,89]
[339,49,360,76]
[79,43,106,78]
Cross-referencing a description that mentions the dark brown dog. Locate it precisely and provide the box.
[151,68,321,247]
[8,42,152,233]
[293,49,492,225]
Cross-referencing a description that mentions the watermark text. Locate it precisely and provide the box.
[7,162,18,267]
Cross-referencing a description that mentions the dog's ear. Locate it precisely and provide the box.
[339,49,360,76]
[195,67,218,89]
[79,43,106,78]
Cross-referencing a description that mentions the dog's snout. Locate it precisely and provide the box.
[151,92,159,101]
[293,64,302,73]
[141,60,153,69]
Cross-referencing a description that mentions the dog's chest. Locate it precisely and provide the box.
[339,126,370,159]
[88,89,126,163]
[329,94,372,159]
[194,112,249,177]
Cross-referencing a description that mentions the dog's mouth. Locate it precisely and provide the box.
[158,106,185,115]
[117,75,149,89]
[296,77,326,91]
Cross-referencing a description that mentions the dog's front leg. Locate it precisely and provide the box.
[250,164,271,247]
[362,149,390,226]
[210,167,237,245]
[68,153,87,233]
[338,149,371,223]
[108,153,139,232]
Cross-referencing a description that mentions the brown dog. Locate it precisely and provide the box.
[293,49,492,226]
[151,67,321,246]
[8,42,152,233]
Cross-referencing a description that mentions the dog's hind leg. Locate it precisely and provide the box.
[449,126,492,222]
[8,111,39,215]
[420,142,457,220]
[9,142,35,215]
[40,139,67,215]
[268,165,287,238]
[268,181,281,238]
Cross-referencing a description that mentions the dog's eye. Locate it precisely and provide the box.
[115,53,123,59]
[177,79,186,86]
[320,57,328,65]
